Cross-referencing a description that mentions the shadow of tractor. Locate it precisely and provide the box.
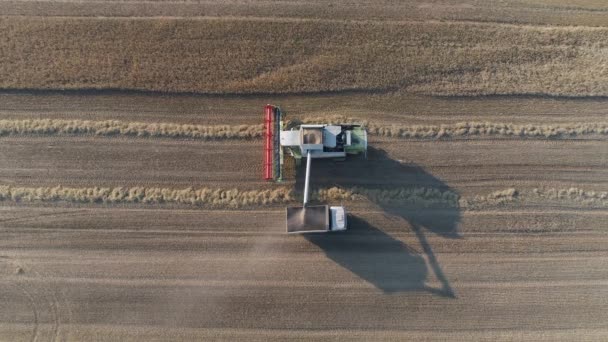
[294,146,461,297]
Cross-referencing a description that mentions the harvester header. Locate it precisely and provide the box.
[263,104,284,182]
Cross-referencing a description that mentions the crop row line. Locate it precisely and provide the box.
[1,118,607,140]
[1,185,606,209]
[0,119,262,139]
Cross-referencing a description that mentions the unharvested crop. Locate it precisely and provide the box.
[1,0,607,27]
[1,17,606,96]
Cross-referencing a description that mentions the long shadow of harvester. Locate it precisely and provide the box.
[295,146,461,297]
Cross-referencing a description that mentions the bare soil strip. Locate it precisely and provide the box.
[1,135,606,194]
[1,207,607,341]
[2,92,607,126]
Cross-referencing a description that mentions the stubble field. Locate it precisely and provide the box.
[1,1,608,341]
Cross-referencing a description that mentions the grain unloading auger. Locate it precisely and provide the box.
[263,105,367,233]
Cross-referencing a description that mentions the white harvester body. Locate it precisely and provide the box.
[280,124,366,160]
[281,125,365,234]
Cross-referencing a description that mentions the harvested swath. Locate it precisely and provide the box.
[2,184,605,209]
[0,185,458,208]
[0,119,263,139]
[320,186,597,210]
[2,118,607,140]
[1,118,607,140]
[0,117,345,140]
[367,122,608,139]
[1,17,606,96]
[461,187,608,209]
[295,116,608,139]
[459,188,519,209]
[0,185,294,208]
[530,187,608,207]
[316,186,460,208]
[0,184,481,210]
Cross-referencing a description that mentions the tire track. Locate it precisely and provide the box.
[1,259,39,342]
[18,263,63,342]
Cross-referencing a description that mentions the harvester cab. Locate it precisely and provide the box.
[263,105,367,234]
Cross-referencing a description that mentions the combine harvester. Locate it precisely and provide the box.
[263,104,367,234]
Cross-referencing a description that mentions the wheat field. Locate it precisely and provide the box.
[1,16,607,96]
[1,1,608,341]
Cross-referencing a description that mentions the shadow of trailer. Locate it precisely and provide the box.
[296,147,461,297]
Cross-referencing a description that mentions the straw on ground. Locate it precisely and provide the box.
[2,118,607,140]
